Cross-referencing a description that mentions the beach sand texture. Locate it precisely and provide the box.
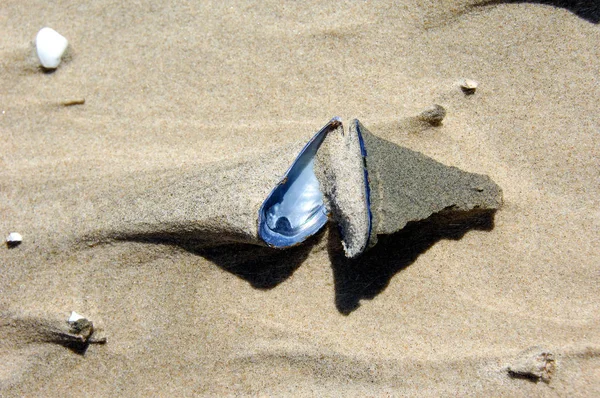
[1,0,599,396]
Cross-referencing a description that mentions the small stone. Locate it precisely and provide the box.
[66,312,105,344]
[508,347,556,383]
[68,318,94,341]
[35,27,69,69]
[6,232,22,248]
[417,104,446,126]
[459,79,478,95]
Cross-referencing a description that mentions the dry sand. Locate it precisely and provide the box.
[1,0,599,396]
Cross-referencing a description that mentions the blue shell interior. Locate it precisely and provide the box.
[258,118,340,247]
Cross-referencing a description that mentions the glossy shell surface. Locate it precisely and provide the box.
[258,118,341,247]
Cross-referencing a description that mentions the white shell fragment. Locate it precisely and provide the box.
[6,232,23,247]
[68,311,86,323]
[36,27,69,69]
[508,347,556,383]
[459,78,478,94]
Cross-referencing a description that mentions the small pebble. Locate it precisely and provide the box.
[417,104,446,126]
[36,27,69,69]
[68,313,107,345]
[459,78,478,95]
[6,232,22,248]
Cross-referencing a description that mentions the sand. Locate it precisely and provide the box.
[1,0,599,396]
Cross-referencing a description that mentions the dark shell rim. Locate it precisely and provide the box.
[353,119,373,251]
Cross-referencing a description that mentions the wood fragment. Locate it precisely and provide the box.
[61,98,85,106]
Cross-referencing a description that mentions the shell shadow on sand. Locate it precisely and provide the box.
[475,0,599,24]
[328,209,497,314]
[141,231,326,290]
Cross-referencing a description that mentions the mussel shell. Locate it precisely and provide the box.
[258,118,342,247]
